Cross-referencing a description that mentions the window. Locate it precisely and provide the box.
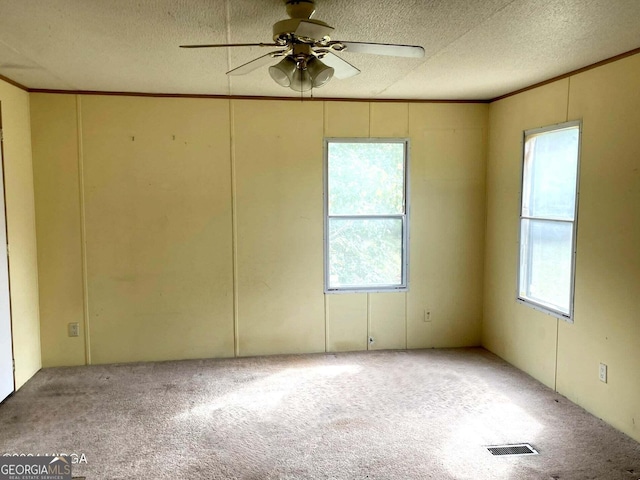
[324,139,409,293]
[518,121,581,320]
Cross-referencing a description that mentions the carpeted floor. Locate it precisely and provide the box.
[0,348,639,479]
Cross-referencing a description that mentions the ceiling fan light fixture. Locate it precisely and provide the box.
[181,0,426,93]
[268,57,298,87]
[289,68,313,92]
[307,56,334,88]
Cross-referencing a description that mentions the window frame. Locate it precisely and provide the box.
[323,137,410,294]
[516,120,582,322]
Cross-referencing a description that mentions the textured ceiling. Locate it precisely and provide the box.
[0,0,639,100]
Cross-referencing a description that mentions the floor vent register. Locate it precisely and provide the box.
[486,443,539,456]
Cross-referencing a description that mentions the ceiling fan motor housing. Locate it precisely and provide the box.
[285,0,316,19]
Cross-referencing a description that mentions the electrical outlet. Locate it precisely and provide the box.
[599,363,607,383]
[68,322,80,337]
[424,308,432,322]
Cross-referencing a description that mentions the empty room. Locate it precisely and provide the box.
[0,0,639,479]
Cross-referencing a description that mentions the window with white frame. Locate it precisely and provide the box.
[518,121,581,320]
[324,139,409,293]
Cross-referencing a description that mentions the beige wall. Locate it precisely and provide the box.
[31,94,86,367]
[31,94,487,366]
[0,79,41,389]
[484,53,640,442]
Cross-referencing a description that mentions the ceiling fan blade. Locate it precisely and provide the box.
[295,20,334,39]
[336,41,425,58]
[320,52,360,79]
[226,51,283,76]
[180,42,280,49]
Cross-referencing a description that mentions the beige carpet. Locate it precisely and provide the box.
[0,348,639,479]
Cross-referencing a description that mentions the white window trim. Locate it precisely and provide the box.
[516,120,582,322]
[323,138,410,294]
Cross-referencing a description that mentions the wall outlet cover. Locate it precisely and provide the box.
[68,322,80,337]
[599,363,607,383]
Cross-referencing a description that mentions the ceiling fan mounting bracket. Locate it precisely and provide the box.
[272,18,332,44]
[327,42,346,52]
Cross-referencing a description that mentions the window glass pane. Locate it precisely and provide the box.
[519,219,573,314]
[523,127,579,220]
[328,218,402,288]
[328,142,404,215]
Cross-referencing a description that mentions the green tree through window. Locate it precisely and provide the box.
[325,140,408,292]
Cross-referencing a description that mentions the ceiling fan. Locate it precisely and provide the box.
[180,0,425,92]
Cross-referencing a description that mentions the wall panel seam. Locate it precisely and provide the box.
[324,296,328,352]
[76,95,91,365]
[322,101,329,352]
[554,318,559,391]
[404,293,408,349]
[367,293,371,350]
[229,99,240,357]
[566,77,571,122]
[26,96,43,366]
